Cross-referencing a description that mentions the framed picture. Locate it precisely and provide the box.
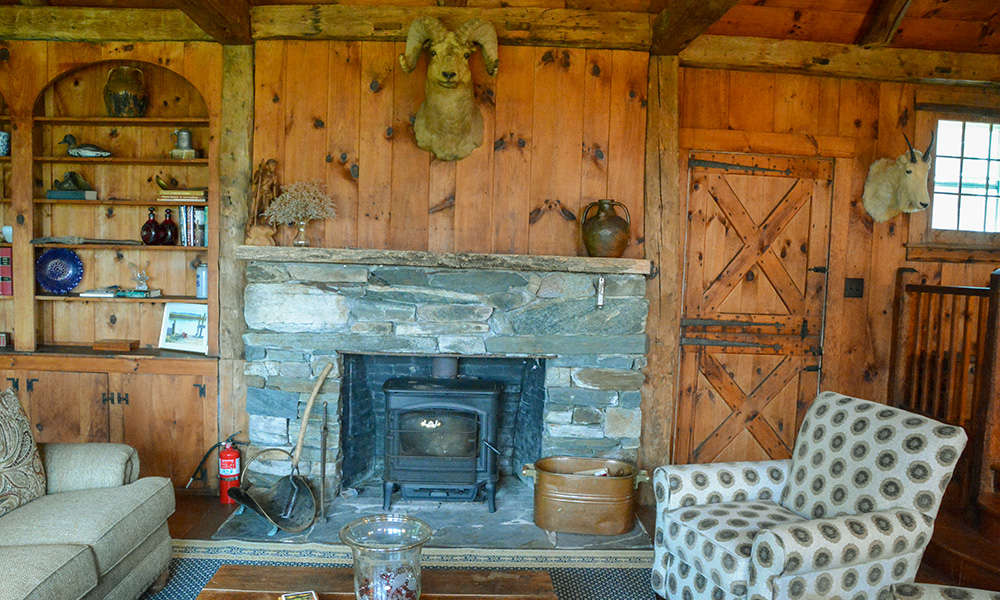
[158,302,208,354]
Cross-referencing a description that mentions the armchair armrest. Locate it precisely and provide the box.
[653,459,791,512]
[39,443,140,494]
[749,508,934,598]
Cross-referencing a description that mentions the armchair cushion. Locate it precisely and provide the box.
[0,386,45,517]
[654,460,792,512]
[663,500,805,596]
[782,391,967,520]
[748,508,933,599]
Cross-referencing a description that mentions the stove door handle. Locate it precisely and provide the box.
[482,440,500,455]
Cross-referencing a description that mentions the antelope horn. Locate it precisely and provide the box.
[454,19,499,76]
[399,17,448,73]
[902,131,918,163]
[923,130,935,163]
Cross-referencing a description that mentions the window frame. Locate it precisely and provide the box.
[907,104,1000,261]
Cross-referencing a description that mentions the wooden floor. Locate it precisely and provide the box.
[172,493,1000,591]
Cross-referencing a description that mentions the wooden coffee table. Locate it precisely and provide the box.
[195,564,558,599]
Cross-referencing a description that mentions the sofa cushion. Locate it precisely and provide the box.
[0,543,98,600]
[0,387,46,518]
[663,500,806,596]
[0,476,173,575]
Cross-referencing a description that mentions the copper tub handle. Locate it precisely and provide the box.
[522,464,537,480]
[634,469,650,489]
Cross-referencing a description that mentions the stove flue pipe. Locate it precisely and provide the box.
[432,356,459,378]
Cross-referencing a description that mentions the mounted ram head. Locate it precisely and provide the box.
[399,17,499,161]
[863,132,936,222]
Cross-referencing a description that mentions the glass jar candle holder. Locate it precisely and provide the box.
[339,514,433,600]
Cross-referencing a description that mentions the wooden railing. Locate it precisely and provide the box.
[889,268,1000,518]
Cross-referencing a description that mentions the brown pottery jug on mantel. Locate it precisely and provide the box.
[581,199,631,258]
[104,66,148,118]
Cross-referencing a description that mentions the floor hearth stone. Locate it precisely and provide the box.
[213,476,652,550]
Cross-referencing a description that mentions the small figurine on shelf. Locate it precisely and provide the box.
[59,134,112,158]
[263,179,336,247]
[53,171,94,191]
[140,208,159,245]
[128,262,150,291]
[246,158,280,246]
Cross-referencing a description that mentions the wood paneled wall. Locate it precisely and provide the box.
[678,67,1000,406]
[252,41,648,258]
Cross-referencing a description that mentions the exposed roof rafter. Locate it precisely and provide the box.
[174,0,251,45]
[650,0,741,56]
[857,0,913,47]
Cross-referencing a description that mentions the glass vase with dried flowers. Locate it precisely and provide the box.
[262,179,337,247]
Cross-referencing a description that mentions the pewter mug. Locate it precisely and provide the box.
[170,129,193,150]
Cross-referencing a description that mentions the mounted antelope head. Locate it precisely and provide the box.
[862,132,936,222]
[399,17,499,161]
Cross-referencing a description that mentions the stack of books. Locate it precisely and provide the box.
[157,189,207,203]
[46,189,98,200]
[80,286,161,298]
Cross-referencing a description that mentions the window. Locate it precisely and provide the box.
[929,119,1000,233]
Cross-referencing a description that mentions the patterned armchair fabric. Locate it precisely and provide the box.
[652,391,968,600]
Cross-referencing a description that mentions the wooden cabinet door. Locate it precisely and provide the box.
[111,373,218,488]
[25,371,111,444]
[674,154,832,464]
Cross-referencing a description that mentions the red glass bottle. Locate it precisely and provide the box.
[159,208,178,246]
[140,208,159,245]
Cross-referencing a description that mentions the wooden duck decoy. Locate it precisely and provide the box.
[59,134,112,158]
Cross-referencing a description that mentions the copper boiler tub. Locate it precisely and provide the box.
[521,456,649,536]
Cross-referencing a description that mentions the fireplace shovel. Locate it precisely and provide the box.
[229,362,334,535]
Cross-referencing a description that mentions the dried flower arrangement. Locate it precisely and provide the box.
[263,179,337,225]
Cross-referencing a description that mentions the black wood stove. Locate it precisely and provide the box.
[382,358,502,512]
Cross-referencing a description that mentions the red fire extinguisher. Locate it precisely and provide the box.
[218,442,240,504]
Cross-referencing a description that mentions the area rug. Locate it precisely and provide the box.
[141,539,655,600]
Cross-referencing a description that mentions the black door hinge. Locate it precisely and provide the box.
[193,384,206,398]
[5,377,17,392]
[117,392,129,405]
[101,392,113,404]
[26,378,38,393]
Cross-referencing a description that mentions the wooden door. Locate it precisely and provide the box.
[26,371,110,443]
[674,153,832,464]
[112,373,218,488]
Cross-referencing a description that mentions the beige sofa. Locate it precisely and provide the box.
[0,443,175,600]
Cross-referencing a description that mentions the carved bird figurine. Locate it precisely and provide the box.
[53,171,94,191]
[58,134,112,158]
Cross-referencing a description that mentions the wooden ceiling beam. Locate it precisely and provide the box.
[649,0,742,56]
[857,0,912,47]
[175,0,251,45]
[0,7,212,42]
[681,35,1000,87]
[251,5,652,51]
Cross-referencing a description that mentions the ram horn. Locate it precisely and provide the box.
[902,131,918,163]
[399,17,448,73]
[923,130,935,163]
[454,19,499,76]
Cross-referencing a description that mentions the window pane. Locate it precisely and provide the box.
[992,125,1000,160]
[986,197,1000,233]
[931,193,959,230]
[934,156,961,194]
[959,195,986,231]
[964,122,992,159]
[961,158,988,195]
[937,120,964,157]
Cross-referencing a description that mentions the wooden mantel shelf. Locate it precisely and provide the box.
[236,246,653,276]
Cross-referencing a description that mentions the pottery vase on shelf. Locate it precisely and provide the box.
[140,208,159,245]
[292,220,310,247]
[104,66,148,118]
[159,209,178,246]
[581,199,631,258]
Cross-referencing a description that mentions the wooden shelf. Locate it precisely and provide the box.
[34,243,207,251]
[0,296,12,301]
[34,116,209,127]
[34,198,208,206]
[0,345,218,371]
[36,294,207,304]
[0,157,9,163]
[35,156,208,165]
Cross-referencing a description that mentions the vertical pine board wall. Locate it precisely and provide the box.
[678,67,1000,405]
[252,41,648,258]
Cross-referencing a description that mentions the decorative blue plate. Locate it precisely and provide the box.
[35,248,84,294]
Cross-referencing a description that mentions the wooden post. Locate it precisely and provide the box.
[975,268,1000,522]
[217,44,254,445]
[637,55,681,505]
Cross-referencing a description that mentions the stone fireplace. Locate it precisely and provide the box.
[237,247,651,502]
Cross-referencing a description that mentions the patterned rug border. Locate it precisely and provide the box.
[173,539,653,570]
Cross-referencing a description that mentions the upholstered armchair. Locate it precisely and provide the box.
[651,391,968,600]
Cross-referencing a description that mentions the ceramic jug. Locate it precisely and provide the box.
[581,199,631,258]
[104,66,148,118]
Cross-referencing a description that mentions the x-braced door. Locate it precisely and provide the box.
[674,153,833,464]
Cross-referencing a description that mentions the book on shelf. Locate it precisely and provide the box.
[176,205,207,247]
[0,247,11,296]
[79,285,120,298]
[157,189,207,201]
[116,288,161,298]
[46,189,98,200]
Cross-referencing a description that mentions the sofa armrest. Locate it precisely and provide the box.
[653,459,791,512]
[749,508,934,598]
[39,443,140,494]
